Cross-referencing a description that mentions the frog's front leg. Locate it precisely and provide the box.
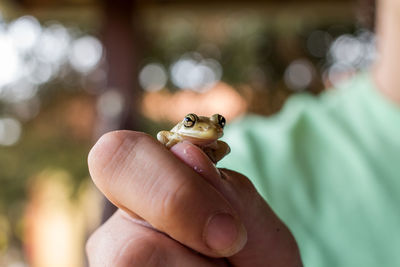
[203,140,231,163]
[157,131,182,148]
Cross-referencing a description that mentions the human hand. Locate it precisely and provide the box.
[86,131,302,266]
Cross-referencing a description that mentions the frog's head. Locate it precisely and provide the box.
[175,113,226,144]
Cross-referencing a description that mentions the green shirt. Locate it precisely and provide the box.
[219,73,400,266]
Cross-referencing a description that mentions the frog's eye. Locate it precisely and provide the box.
[212,114,226,128]
[183,113,198,127]
[217,114,226,128]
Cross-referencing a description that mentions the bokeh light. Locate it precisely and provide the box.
[8,16,42,53]
[34,24,70,64]
[0,17,104,98]
[69,36,103,73]
[97,90,124,119]
[170,53,222,92]
[139,63,168,92]
[284,59,315,91]
[0,80,38,103]
[0,117,22,146]
[27,60,55,85]
[330,34,364,67]
[0,34,21,88]
[325,30,376,87]
[0,14,105,149]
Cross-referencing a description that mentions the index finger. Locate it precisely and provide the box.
[88,131,247,257]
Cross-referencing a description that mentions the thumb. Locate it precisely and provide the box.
[171,142,303,267]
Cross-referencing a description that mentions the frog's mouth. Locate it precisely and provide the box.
[180,135,215,145]
[181,131,223,145]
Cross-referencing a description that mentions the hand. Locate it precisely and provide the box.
[86,131,302,266]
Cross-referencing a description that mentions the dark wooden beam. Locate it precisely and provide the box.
[98,0,143,221]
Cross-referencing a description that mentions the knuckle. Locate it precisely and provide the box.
[237,174,257,193]
[221,169,259,203]
[127,236,165,266]
[158,177,193,223]
[85,225,110,265]
[222,168,256,191]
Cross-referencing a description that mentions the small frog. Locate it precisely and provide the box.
[157,113,230,163]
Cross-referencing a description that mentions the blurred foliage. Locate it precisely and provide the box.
[0,90,92,212]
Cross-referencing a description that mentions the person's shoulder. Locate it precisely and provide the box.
[222,72,378,154]
[279,71,378,125]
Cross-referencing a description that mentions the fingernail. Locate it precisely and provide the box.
[204,212,247,256]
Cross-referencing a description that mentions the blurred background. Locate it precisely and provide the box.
[0,0,376,266]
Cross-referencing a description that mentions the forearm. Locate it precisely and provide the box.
[373,0,400,105]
